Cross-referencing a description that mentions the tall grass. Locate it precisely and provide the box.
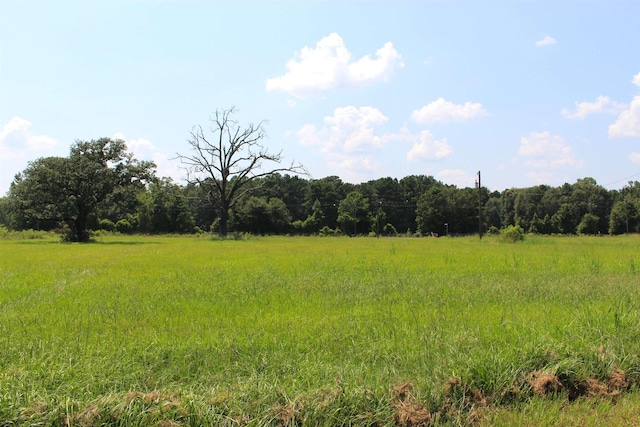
[1,235,639,425]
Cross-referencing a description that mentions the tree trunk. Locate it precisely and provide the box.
[218,205,229,238]
[74,213,90,242]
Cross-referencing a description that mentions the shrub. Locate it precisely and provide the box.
[319,226,334,236]
[501,225,525,243]
[115,219,133,234]
[99,219,116,232]
[383,223,398,236]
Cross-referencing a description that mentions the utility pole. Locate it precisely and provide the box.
[477,171,483,239]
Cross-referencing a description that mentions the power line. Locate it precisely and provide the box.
[602,172,640,188]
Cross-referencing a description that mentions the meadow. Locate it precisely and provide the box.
[1,233,640,426]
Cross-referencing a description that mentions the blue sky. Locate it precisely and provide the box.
[1,1,640,196]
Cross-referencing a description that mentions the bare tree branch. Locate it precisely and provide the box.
[174,107,307,237]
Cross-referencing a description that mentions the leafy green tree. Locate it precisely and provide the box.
[0,197,14,228]
[415,184,449,235]
[301,199,325,234]
[10,138,155,241]
[399,175,438,232]
[176,108,305,237]
[254,174,310,223]
[577,213,600,235]
[570,177,611,233]
[484,194,503,229]
[232,196,291,234]
[305,176,347,229]
[551,203,578,234]
[609,200,637,235]
[136,178,195,234]
[498,189,517,228]
[337,191,370,235]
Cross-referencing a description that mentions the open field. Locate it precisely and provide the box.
[1,234,640,426]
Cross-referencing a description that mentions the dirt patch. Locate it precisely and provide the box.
[392,382,432,427]
[394,399,433,427]
[271,401,300,427]
[527,371,563,395]
[442,378,487,425]
[444,378,487,407]
[608,367,629,391]
[527,367,631,401]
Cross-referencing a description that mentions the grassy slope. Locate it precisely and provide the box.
[1,234,640,425]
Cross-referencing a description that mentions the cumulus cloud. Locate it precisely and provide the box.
[527,171,558,185]
[406,130,453,162]
[326,154,383,183]
[295,106,394,181]
[519,131,582,169]
[608,72,640,138]
[436,169,476,188]
[0,117,63,195]
[295,106,455,181]
[266,33,404,97]
[296,106,390,153]
[411,98,487,124]
[112,132,155,156]
[0,117,59,158]
[562,96,627,119]
[112,132,184,182]
[535,35,557,47]
[609,96,640,138]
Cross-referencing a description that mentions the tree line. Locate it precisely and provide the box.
[1,108,638,240]
[2,162,639,239]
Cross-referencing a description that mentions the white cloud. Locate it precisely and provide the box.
[411,98,487,124]
[633,72,640,87]
[535,35,557,47]
[609,96,640,138]
[295,106,455,181]
[297,106,390,153]
[527,171,557,184]
[436,169,476,188]
[406,130,453,162]
[0,117,62,195]
[629,152,640,164]
[266,33,404,97]
[0,117,59,157]
[113,132,156,156]
[562,96,627,119]
[519,131,582,168]
[326,154,383,183]
[113,132,184,182]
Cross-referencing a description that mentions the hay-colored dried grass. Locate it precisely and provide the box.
[608,367,629,391]
[528,372,563,396]
[392,382,432,427]
[271,401,300,426]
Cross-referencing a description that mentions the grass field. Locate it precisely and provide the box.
[1,233,640,426]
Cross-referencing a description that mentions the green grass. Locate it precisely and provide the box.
[1,234,640,425]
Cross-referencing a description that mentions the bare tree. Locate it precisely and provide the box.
[176,108,306,237]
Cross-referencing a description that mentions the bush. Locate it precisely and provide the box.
[99,219,116,232]
[383,223,398,236]
[577,213,600,235]
[115,219,133,234]
[319,226,343,237]
[501,225,525,243]
[488,226,500,236]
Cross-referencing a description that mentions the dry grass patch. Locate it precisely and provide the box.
[392,382,432,427]
[528,371,563,396]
